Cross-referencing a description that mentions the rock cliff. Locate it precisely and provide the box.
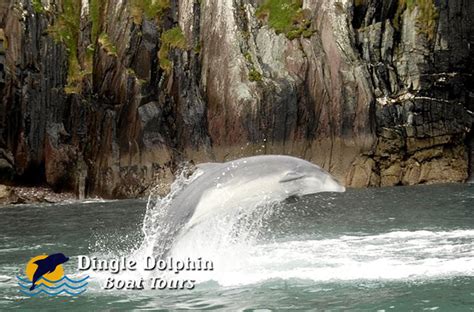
[0,0,472,198]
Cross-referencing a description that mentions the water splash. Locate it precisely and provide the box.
[136,163,281,262]
[93,169,474,287]
[139,165,204,258]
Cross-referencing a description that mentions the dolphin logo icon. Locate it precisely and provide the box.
[30,253,69,291]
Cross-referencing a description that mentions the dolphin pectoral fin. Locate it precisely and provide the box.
[279,171,306,183]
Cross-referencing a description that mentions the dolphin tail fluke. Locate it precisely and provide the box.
[30,284,36,291]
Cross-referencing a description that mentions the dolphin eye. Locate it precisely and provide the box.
[279,171,306,183]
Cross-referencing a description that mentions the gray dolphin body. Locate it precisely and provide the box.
[150,155,345,256]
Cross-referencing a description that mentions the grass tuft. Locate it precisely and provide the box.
[158,26,186,73]
[248,68,263,82]
[98,33,118,56]
[255,0,313,40]
[48,0,85,93]
[393,0,439,41]
[130,0,171,24]
[32,0,45,13]
[90,0,102,43]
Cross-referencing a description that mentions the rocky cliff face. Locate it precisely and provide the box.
[0,0,472,198]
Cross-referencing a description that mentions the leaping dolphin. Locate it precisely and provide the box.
[29,253,69,290]
[146,155,345,256]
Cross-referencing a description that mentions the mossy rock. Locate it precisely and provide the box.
[393,0,439,41]
[158,26,187,73]
[130,0,170,24]
[98,33,118,56]
[32,0,45,13]
[48,0,86,93]
[249,68,263,82]
[256,0,312,40]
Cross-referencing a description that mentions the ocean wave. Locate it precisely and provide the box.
[17,281,88,290]
[168,229,474,286]
[19,288,87,297]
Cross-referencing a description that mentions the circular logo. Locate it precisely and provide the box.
[25,254,65,287]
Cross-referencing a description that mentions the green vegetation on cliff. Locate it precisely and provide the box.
[248,68,263,82]
[45,0,107,93]
[158,26,186,73]
[244,52,263,82]
[394,0,439,40]
[90,0,103,43]
[130,0,170,24]
[48,0,84,93]
[98,33,117,56]
[32,0,45,13]
[256,0,313,40]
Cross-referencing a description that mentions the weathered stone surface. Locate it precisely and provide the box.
[0,148,14,182]
[350,0,473,187]
[402,146,468,186]
[381,161,402,187]
[44,123,78,191]
[347,156,380,188]
[0,184,14,204]
[0,0,472,198]
[0,184,75,205]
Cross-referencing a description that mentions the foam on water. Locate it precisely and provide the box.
[88,170,474,288]
[2,182,473,310]
[168,227,474,286]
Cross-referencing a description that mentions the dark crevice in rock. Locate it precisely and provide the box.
[0,0,472,197]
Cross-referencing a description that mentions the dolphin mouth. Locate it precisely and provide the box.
[331,184,346,193]
[323,177,346,193]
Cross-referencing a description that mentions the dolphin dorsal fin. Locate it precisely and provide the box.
[279,171,306,183]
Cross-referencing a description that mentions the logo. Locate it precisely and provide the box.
[17,253,89,296]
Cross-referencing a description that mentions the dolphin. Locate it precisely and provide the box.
[30,253,69,290]
[148,155,345,256]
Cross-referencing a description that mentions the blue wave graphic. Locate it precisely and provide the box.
[17,275,89,296]
[16,275,89,284]
[19,288,87,297]
[18,281,88,290]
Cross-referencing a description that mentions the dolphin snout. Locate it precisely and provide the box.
[324,177,346,193]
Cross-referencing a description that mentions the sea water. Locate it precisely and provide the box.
[0,184,473,310]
